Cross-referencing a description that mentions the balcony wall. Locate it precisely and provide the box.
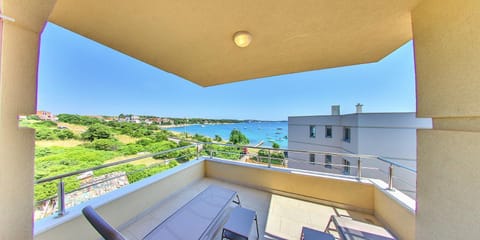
[34,158,414,240]
[34,160,205,240]
[206,159,374,212]
[206,159,415,240]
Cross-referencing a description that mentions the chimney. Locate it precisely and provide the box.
[356,103,363,113]
[331,105,340,115]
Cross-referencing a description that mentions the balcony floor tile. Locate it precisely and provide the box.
[120,178,383,239]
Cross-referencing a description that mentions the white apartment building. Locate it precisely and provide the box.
[288,105,432,197]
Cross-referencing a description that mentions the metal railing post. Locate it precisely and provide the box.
[388,164,394,190]
[268,150,271,168]
[210,150,213,159]
[56,179,66,217]
[196,144,200,159]
[357,158,362,179]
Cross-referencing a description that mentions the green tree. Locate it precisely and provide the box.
[119,143,145,155]
[272,142,280,149]
[57,114,101,125]
[86,139,122,151]
[229,129,249,145]
[136,137,154,146]
[81,124,112,141]
[55,129,75,140]
[214,135,223,142]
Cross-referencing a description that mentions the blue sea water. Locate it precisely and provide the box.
[167,121,289,148]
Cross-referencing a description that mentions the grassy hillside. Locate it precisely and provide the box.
[23,115,195,202]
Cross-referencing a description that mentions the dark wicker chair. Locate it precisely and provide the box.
[82,206,127,240]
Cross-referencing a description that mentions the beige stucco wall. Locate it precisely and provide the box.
[205,160,374,212]
[413,0,480,118]
[35,161,205,240]
[416,130,480,239]
[412,0,480,239]
[374,188,415,240]
[0,1,56,239]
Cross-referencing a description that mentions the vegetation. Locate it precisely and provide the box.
[214,135,223,142]
[24,115,200,203]
[253,149,285,165]
[202,144,242,160]
[57,114,102,125]
[229,129,250,145]
[21,120,77,141]
[81,124,113,141]
[192,133,212,143]
[272,142,280,149]
[27,114,248,204]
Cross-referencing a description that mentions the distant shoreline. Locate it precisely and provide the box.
[159,122,234,129]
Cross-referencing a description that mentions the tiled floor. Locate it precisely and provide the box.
[120,178,383,239]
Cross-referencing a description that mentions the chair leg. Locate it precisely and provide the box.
[325,215,334,233]
[255,214,259,239]
[233,194,241,206]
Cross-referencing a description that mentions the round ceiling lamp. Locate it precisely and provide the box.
[233,31,252,48]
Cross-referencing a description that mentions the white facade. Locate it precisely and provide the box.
[288,111,432,197]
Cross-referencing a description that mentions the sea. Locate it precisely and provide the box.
[167,121,289,148]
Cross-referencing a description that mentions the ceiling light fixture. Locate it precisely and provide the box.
[233,31,252,48]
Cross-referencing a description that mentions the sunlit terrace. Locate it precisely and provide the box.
[2,1,479,239]
[34,144,414,240]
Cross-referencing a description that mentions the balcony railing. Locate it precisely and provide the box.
[34,141,416,220]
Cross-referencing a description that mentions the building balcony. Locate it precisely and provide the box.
[34,148,415,240]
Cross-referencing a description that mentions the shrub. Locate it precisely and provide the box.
[214,135,223,142]
[178,140,192,147]
[57,114,102,125]
[151,131,168,142]
[126,160,179,183]
[36,128,57,140]
[202,144,242,160]
[119,143,145,155]
[34,147,119,201]
[34,120,58,128]
[136,137,154,146]
[193,134,212,142]
[146,141,178,159]
[87,139,122,151]
[27,115,41,120]
[55,129,75,140]
[229,129,249,145]
[256,149,285,164]
[81,124,112,141]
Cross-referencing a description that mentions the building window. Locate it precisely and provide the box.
[343,159,350,175]
[343,127,351,142]
[325,126,332,138]
[309,125,316,138]
[309,153,315,164]
[324,155,332,169]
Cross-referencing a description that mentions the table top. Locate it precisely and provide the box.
[223,206,256,237]
[302,227,335,240]
[143,185,237,240]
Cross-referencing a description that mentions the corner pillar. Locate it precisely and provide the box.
[0,1,56,239]
[412,0,480,239]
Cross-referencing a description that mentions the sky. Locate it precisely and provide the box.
[38,23,417,121]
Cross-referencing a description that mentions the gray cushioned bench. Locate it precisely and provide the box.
[143,185,239,240]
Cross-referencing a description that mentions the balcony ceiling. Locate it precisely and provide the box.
[48,0,420,86]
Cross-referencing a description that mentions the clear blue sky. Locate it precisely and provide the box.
[38,23,416,121]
